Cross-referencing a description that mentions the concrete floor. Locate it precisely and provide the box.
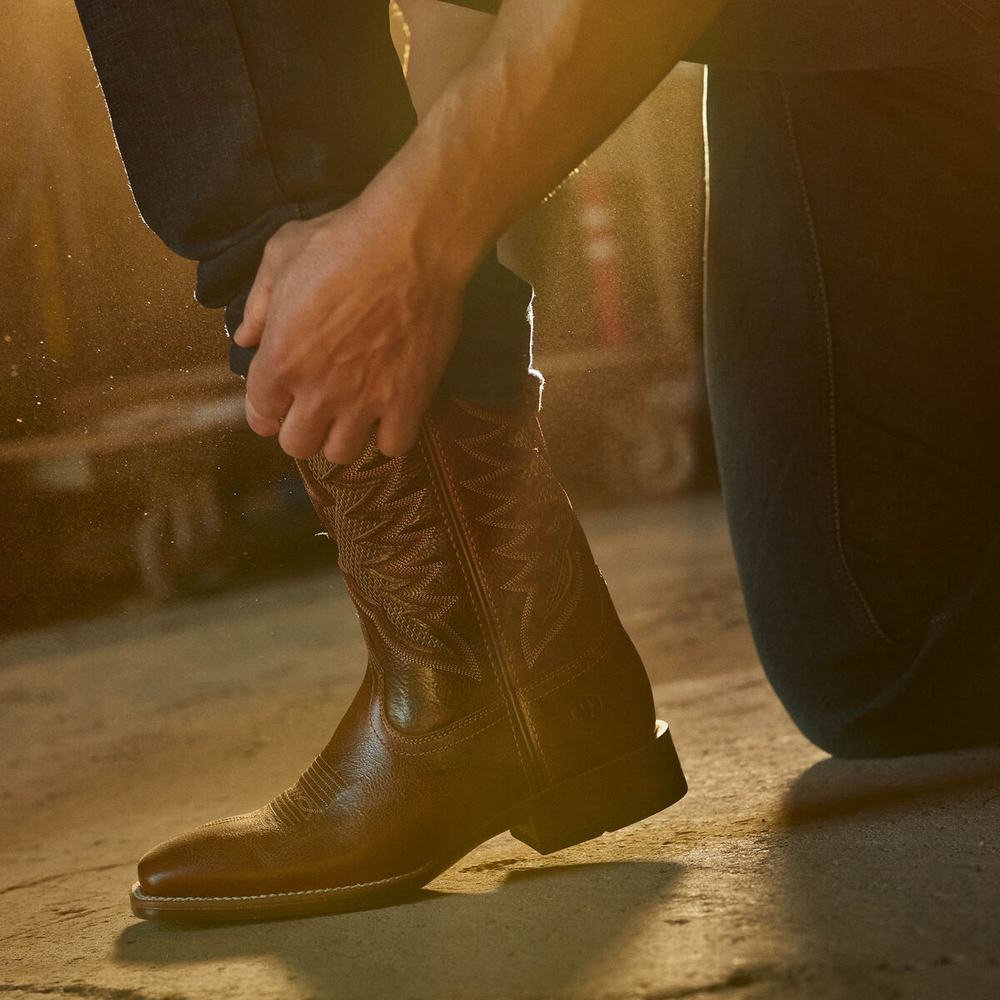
[2,496,999,1000]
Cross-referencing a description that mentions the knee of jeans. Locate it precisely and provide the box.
[777,695,902,761]
[750,621,918,760]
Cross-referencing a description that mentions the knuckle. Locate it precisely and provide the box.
[247,388,281,422]
[242,304,264,332]
[261,235,281,261]
[323,445,355,466]
[374,380,403,407]
[246,284,268,312]
[270,218,304,251]
[322,433,360,466]
[268,351,295,382]
[323,418,373,467]
[279,433,315,461]
[246,412,275,437]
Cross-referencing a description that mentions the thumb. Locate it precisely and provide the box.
[232,273,271,348]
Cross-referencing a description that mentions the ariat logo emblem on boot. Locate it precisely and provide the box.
[571,697,604,726]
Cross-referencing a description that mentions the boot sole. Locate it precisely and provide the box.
[128,720,686,923]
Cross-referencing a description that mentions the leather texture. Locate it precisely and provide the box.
[137,392,656,901]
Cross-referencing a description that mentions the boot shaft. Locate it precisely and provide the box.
[299,394,656,791]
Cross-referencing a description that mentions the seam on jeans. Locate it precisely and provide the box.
[778,76,892,646]
[925,521,1000,628]
[936,0,994,29]
[926,604,969,627]
[222,0,304,223]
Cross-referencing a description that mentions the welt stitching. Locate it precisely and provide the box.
[779,76,891,645]
[133,864,425,903]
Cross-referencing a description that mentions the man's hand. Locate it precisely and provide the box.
[232,198,465,464]
[233,0,723,466]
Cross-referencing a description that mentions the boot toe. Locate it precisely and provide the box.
[137,813,263,899]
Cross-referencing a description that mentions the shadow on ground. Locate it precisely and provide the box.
[781,751,1000,829]
[104,753,1000,999]
[112,860,681,999]
[772,749,1000,998]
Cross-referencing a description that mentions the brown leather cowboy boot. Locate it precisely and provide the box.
[130,390,686,921]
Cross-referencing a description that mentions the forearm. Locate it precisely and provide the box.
[230,0,723,461]
[364,0,723,284]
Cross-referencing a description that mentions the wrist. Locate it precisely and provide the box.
[358,153,493,292]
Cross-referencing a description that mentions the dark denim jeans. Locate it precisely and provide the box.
[701,20,1000,757]
[73,0,535,404]
[75,1,1000,757]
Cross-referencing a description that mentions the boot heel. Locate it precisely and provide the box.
[510,720,687,855]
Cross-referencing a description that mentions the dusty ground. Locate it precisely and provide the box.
[2,497,999,1000]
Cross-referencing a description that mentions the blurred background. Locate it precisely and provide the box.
[0,1,712,636]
